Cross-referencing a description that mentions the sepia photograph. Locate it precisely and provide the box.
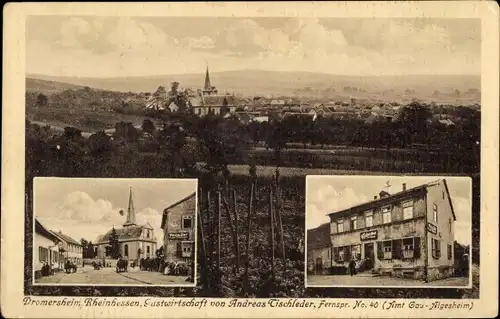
[23,13,481,299]
[32,177,197,286]
[305,176,472,288]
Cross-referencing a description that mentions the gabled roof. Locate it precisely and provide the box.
[202,95,237,107]
[307,223,330,250]
[35,219,60,243]
[161,192,196,229]
[95,224,153,244]
[328,179,456,220]
[50,230,81,246]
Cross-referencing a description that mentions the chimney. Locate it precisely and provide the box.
[402,183,407,191]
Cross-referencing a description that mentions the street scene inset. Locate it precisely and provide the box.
[33,178,197,286]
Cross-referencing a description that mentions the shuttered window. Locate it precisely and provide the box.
[333,247,339,262]
[432,238,441,258]
[382,206,391,224]
[383,240,392,260]
[351,245,361,260]
[447,244,452,260]
[402,237,414,259]
[392,239,402,259]
[350,216,358,230]
[402,200,414,220]
[365,211,373,228]
[336,219,344,233]
[433,204,438,223]
[377,242,384,260]
[414,237,421,258]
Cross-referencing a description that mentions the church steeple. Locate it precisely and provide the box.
[204,66,211,91]
[123,187,137,227]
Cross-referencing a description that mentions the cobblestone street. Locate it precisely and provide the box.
[35,266,194,286]
[307,274,469,287]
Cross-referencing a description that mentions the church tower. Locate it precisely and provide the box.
[202,65,217,96]
[123,187,137,227]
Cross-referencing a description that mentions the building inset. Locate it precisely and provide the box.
[94,188,157,261]
[160,192,196,264]
[323,179,456,281]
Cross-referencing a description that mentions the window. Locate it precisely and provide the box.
[181,241,193,257]
[147,246,150,254]
[337,219,344,233]
[124,244,128,257]
[442,191,445,200]
[383,241,392,259]
[432,238,441,258]
[449,218,452,233]
[351,245,361,260]
[338,247,345,261]
[447,244,452,260]
[350,216,358,230]
[402,200,414,220]
[382,206,391,224]
[402,238,414,259]
[433,204,438,223]
[365,211,373,228]
[182,216,193,229]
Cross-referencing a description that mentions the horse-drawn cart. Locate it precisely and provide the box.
[116,259,128,273]
[64,261,77,274]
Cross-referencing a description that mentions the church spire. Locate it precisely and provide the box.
[204,65,211,91]
[123,187,137,227]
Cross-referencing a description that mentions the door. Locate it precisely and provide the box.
[315,257,323,274]
[364,243,374,269]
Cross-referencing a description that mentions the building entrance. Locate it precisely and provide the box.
[364,243,375,270]
[315,257,323,274]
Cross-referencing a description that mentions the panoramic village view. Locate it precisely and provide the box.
[25,17,480,298]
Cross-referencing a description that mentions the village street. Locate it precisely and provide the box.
[307,274,469,287]
[35,266,194,286]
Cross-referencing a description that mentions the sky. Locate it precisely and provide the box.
[26,16,480,77]
[34,178,197,246]
[306,176,472,245]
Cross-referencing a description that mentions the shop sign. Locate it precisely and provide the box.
[360,230,378,241]
[427,223,437,235]
[168,232,190,240]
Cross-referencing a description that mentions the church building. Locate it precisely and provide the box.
[94,188,158,261]
[191,66,237,116]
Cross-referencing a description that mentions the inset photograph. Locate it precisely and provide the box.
[305,176,471,288]
[33,177,197,286]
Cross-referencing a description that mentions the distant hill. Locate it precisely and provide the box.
[26,78,89,95]
[27,70,480,104]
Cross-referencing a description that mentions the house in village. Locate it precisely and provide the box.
[50,230,83,267]
[307,223,331,275]
[94,188,157,262]
[327,179,456,281]
[34,219,62,277]
[161,192,196,264]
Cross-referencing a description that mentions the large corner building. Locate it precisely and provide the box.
[326,179,456,281]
